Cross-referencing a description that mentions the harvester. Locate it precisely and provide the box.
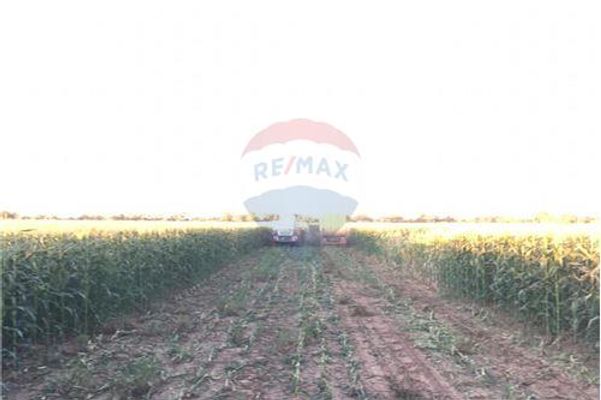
[319,214,348,246]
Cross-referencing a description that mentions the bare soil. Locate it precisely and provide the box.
[2,247,598,399]
[347,249,599,400]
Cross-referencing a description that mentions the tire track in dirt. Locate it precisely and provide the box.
[355,249,600,400]
[191,249,300,400]
[300,258,357,399]
[330,248,511,399]
[232,246,362,399]
[334,280,463,400]
[324,249,464,400]
[223,252,304,399]
[142,250,284,399]
[161,250,286,398]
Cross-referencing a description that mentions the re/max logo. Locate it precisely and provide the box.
[254,156,349,181]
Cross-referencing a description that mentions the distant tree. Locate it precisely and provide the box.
[351,214,374,222]
[0,210,18,219]
[415,214,435,223]
[264,214,280,222]
[37,214,59,220]
[379,215,406,223]
[78,214,105,220]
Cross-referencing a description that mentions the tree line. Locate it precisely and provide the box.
[1,210,596,224]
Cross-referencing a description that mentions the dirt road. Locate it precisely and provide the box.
[3,247,598,399]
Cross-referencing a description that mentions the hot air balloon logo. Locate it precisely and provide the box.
[240,119,361,241]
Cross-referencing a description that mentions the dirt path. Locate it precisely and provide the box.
[3,247,598,399]
[323,248,497,400]
[328,247,599,400]
[332,279,462,399]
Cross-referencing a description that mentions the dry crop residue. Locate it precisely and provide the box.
[3,246,598,399]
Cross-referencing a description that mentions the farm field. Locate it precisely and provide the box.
[0,219,258,234]
[4,1,599,399]
[2,220,599,235]
[2,242,598,399]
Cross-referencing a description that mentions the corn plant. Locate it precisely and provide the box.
[1,228,271,364]
[350,228,600,342]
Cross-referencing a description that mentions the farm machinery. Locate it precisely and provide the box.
[270,215,348,246]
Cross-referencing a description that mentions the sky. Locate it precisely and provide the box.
[1,1,599,218]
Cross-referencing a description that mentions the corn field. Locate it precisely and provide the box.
[350,228,600,341]
[2,226,599,399]
[1,228,270,363]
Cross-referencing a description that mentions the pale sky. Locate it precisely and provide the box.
[1,1,599,218]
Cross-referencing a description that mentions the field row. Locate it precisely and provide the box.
[1,228,271,363]
[3,247,597,399]
[3,224,599,366]
[350,228,600,341]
